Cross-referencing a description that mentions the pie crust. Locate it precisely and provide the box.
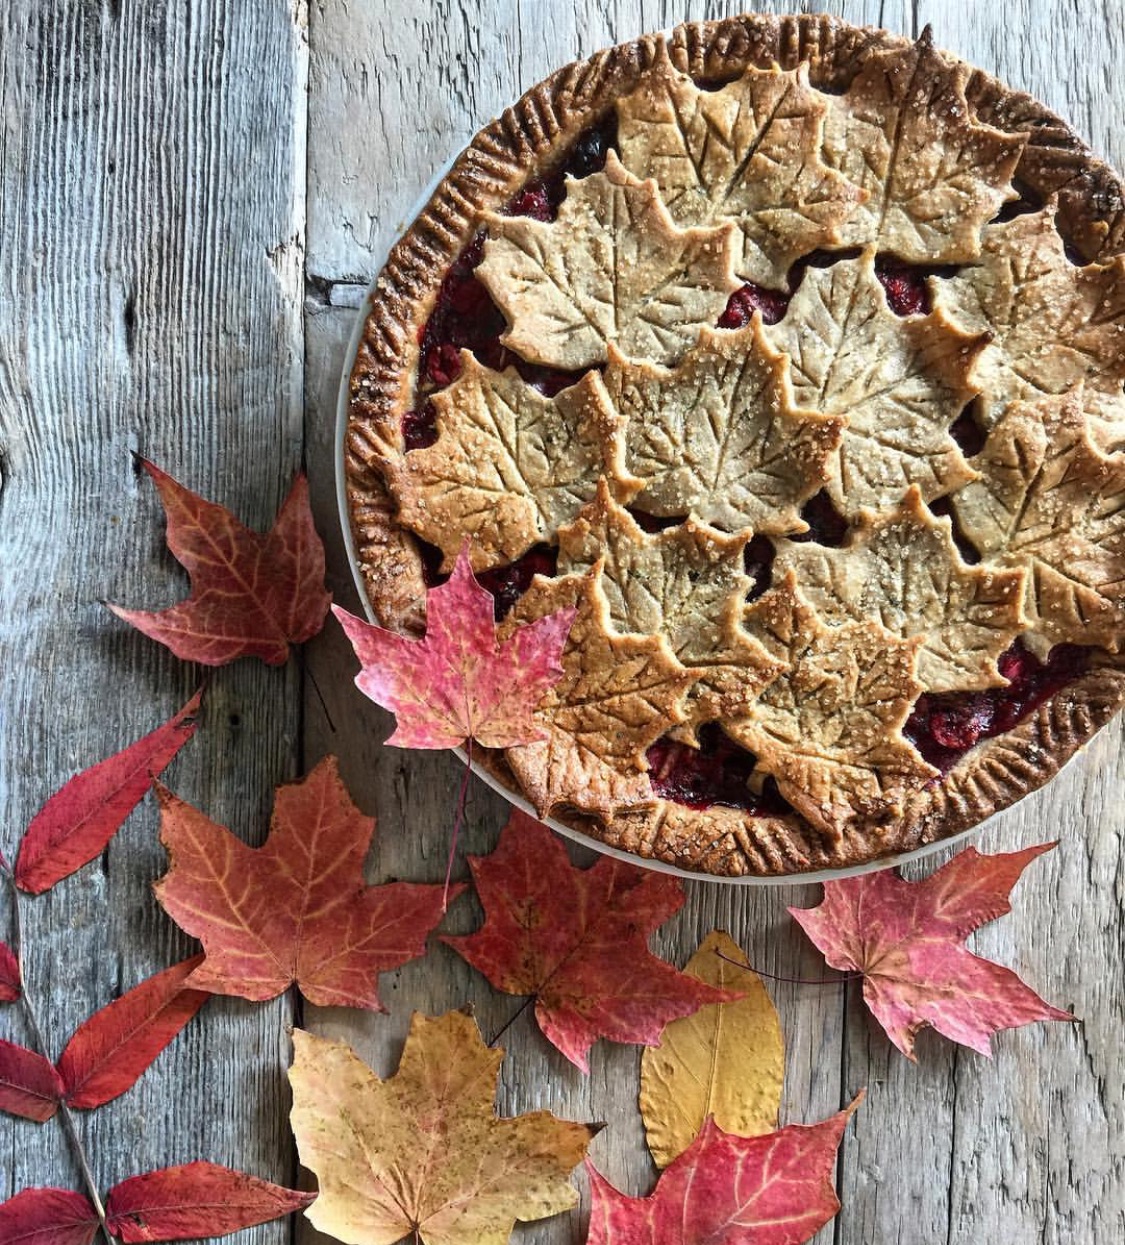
[344,14,1125,876]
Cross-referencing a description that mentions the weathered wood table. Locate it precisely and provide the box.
[2,2,1123,1241]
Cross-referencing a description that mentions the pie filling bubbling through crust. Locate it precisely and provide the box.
[359,24,1125,869]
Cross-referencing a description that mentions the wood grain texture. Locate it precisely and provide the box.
[4,2,1124,1244]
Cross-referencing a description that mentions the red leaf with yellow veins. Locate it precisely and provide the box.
[56,956,209,1109]
[586,1100,861,1244]
[333,545,574,750]
[790,844,1072,1058]
[109,459,330,666]
[0,940,20,1002]
[444,810,736,1071]
[154,756,456,1009]
[0,1189,99,1245]
[0,1038,63,1122]
[105,1163,315,1242]
[15,691,202,894]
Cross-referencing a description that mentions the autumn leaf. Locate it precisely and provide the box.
[775,486,1026,692]
[15,690,202,895]
[790,843,1072,1058]
[603,321,843,534]
[931,202,1125,434]
[823,29,1024,262]
[288,1013,595,1245]
[443,810,735,1071]
[109,460,330,666]
[952,388,1125,655]
[476,150,739,370]
[104,1163,315,1243]
[154,756,453,1009]
[0,1037,63,1122]
[616,47,862,285]
[586,1100,862,1245]
[386,356,636,572]
[334,545,575,750]
[766,249,981,518]
[56,956,209,1110]
[0,940,20,1002]
[0,1189,99,1245]
[639,931,784,1168]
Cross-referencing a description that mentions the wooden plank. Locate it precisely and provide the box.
[0,1,306,1237]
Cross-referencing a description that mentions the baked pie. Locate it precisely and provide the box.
[343,15,1125,876]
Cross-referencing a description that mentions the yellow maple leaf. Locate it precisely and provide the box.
[289,1012,595,1245]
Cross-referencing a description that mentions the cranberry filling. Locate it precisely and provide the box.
[402,401,438,451]
[904,640,1090,772]
[719,282,790,328]
[743,533,775,602]
[628,508,684,533]
[875,260,930,316]
[475,545,558,620]
[790,491,849,547]
[647,724,789,814]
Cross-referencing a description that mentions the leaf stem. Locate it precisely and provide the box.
[714,948,863,986]
[443,740,473,911]
[487,995,534,1048]
[1,859,113,1242]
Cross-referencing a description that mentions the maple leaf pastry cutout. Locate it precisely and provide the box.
[444,810,735,1071]
[603,320,843,534]
[153,756,456,1010]
[766,248,983,519]
[790,843,1072,1058]
[557,481,782,741]
[110,460,330,665]
[475,149,740,371]
[334,545,575,750]
[501,568,697,818]
[384,354,636,572]
[289,1013,595,1245]
[822,29,1025,262]
[730,573,935,837]
[614,45,863,287]
[775,486,1027,693]
[952,387,1125,656]
[930,201,1125,441]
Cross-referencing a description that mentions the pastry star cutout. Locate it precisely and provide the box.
[385,355,634,571]
[476,150,740,370]
[502,569,697,818]
[731,573,935,837]
[615,47,862,286]
[931,202,1125,439]
[605,321,842,534]
[767,249,982,519]
[952,387,1125,655]
[823,29,1025,262]
[775,486,1027,692]
[558,482,782,739]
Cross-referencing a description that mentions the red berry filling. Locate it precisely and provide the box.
[719,283,790,328]
[904,640,1090,772]
[648,725,788,814]
[475,545,558,620]
[789,491,849,547]
[628,509,684,533]
[402,401,439,451]
[875,260,930,316]
[743,533,775,602]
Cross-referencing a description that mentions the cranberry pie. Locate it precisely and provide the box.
[344,15,1125,876]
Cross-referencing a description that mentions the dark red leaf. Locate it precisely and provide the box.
[0,1038,64,1122]
[0,1188,99,1245]
[15,691,202,894]
[0,940,20,1002]
[56,956,209,1110]
[105,1163,315,1242]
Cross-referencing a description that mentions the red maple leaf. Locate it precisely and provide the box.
[790,843,1072,1058]
[153,756,457,1008]
[0,1189,99,1245]
[56,956,209,1110]
[104,1163,315,1242]
[15,691,202,895]
[333,545,574,749]
[443,810,735,1071]
[0,1037,63,1122]
[586,1101,862,1244]
[0,940,19,1002]
[109,460,330,666]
